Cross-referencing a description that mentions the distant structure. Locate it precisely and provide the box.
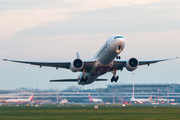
[105,84,180,93]
[1,83,180,103]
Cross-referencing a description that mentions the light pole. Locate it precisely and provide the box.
[132,73,134,99]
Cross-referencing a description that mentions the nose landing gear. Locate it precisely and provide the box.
[116,56,121,59]
[111,68,119,82]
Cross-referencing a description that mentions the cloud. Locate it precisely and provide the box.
[0,0,164,10]
[0,0,179,40]
[0,0,180,90]
[13,1,180,39]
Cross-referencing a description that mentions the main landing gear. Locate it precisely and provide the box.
[81,68,88,83]
[111,68,119,82]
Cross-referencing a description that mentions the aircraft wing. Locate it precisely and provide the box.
[3,57,178,72]
[110,57,178,71]
[138,57,178,66]
[135,99,143,104]
[2,59,95,71]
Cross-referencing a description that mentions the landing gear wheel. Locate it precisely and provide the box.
[111,68,119,83]
[111,75,119,83]
[116,56,121,59]
[81,76,88,83]
[83,75,86,80]
[115,76,119,82]
[111,76,114,82]
[111,77,113,82]
[81,68,88,83]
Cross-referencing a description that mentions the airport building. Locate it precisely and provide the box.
[1,83,180,103]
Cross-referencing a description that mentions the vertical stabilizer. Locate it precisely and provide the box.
[29,95,33,101]
[148,95,153,100]
[76,52,80,59]
[89,94,93,102]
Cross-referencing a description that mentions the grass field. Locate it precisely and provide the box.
[0,105,180,120]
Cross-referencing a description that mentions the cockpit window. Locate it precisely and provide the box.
[114,36,123,39]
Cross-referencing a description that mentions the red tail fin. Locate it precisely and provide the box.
[89,94,93,102]
[29,95,33,101]
[148,95,153,100]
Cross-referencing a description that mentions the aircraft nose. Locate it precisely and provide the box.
[116,38,125,53]
[116,38,125,49]
[119,38,125,46]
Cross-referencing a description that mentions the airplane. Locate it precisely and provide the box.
[5,95,33,103]
[89,94,102,103]
[158,98,168,102]
[3,35,178,85]
[130,75,153,104]
[157,92,174,103]
[158,98,175,103]
[59,99,68,104]
[130,95,153,104]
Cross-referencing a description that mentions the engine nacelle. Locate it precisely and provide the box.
[126,58,139,71]
[70,59,84,72]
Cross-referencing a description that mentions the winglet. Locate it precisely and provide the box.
[76,52,80,59]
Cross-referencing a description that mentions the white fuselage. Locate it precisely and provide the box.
[78,35,125,85]
[136,99,150,102]
[5,99,31,103]
[90,98,102,103]
[158,99,167,101]
[130,95,153,104]
[5,95,33,103]
[59,99,68,104]
[130,98,152,104]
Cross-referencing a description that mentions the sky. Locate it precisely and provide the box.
[0,0,179,90]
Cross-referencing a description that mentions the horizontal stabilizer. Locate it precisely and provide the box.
[95,79,108,81]
[49,79,108,82]
[50,79,78,82]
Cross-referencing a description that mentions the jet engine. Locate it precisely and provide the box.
[70,59,84,72]
[126,58,139,71]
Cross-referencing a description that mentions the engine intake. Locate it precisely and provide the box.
[70,59,84,72]
[126,58,139,71]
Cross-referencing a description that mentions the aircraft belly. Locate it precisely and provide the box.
[85,66,110,84]
[78,72,97,85]
[86,75,98,84]
[91,66,110,76]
